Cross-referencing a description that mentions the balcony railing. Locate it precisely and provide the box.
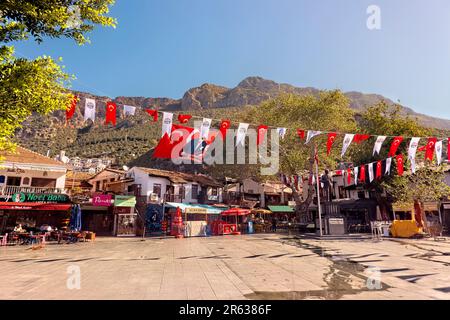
[0,185,67,196]
[164,194,183,203]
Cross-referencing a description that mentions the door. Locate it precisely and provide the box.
[115,214,137,236]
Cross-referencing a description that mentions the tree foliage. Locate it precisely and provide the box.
[0,0,116,152]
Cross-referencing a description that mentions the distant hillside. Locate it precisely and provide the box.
[14,76,450,167]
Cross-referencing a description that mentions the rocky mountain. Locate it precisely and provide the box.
[14,76,450,167]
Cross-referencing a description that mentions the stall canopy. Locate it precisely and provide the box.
[165,202,227,215]
[268,205,294,213]
[221,208,251,216]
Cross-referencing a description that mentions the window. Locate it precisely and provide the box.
[110,178,115,182]
[31,178,56,188]
[153,184,162,198]
[96,181,101,191]
[191,184,199,199]
[0,175,5,184]
[22,177,30,185]
[211,188,218,196]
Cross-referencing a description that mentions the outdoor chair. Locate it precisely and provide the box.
[370,222,383,241]
[0,233,7,246]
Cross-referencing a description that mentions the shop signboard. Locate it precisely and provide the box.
[185,207,208,214]
[92,194,112,207]
[12,192,70,203]
[114,195,136,207]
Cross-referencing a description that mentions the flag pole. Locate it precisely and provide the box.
[314,143,323,237]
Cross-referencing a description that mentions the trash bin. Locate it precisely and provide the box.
[326,217,346,235]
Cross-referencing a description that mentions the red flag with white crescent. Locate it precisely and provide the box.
[354,134,370,144]
[425,137,437,161]
[347,168,352,185]
[388,136,403,157]
[146,109,158,122]
[297,129,305,140]
[396,154,404,176]
[105,102,117,126]
[376,160,382,180]
[326,133,337,156]
[177,114,192,124]
[219,120,231,139]
[257,125,268,146]
[359,165,366,183]
[66,95,78,122]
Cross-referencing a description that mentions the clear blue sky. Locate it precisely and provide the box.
[13,0,450,119]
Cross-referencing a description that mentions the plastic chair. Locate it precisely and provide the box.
[0,233,8,246]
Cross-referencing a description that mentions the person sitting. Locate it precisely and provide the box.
[13,224,25,233]
[39,225,53,232]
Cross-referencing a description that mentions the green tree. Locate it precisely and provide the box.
[244,91,358,214]
[0,0,116,153]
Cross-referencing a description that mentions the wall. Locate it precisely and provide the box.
[89,170,123,192]
[0,168,66,189]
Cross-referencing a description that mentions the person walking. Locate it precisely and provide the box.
[271,217,277,233]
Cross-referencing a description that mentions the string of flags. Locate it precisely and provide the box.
[66,95,450,174]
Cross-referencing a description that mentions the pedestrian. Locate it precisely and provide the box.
[271,217,277,233]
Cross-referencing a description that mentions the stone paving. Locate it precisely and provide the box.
[0,234,450,300]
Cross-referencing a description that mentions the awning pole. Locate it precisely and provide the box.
[315,143,323,237]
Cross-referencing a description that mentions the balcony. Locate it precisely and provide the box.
[0,185,67,197]
[164,194,183,203]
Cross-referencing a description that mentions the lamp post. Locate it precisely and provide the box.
[314,143,323,237]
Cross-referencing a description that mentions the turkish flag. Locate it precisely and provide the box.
[219,120,231,139]
[257,125,269,146]
[396,154,404,176]
[297,129,305,140]
[388,136,403,157]
[146,109,158,122]
[105,102,117,126]
[66,95,78,122]
[376,160,382,180]
[177,114,192,124]
[425,137,437,161]
[326,133,337,156]
[152,124,196,159]
[347,168,352,185]
[359,165,366,183]
[354,134,370,144]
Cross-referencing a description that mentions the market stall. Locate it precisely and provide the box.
[214,208,251,235]
[251,209,272,233]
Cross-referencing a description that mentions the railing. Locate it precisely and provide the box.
[164,194,183,203]
[0,185,67,196]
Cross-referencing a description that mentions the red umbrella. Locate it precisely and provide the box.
[220,208,250,235]
[170,207,184,238]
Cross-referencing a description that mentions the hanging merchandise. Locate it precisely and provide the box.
[177,114,192,124]
[66,95,78,122]
[385,158,392,175]
[257,125,269,146]
[376,160,382,180]
[146,109,158,122]
[354,134,370,144]
[297,129,305,140]
[425,137,437,161]
[354,166,359,185]
[305,131,322,144]
[277,128,287,139]
[396,154,404,176]
[388,136,403,157]
[368,163,374,182]
[341,134,355,157]
[435,140,443,165]
[373,136,387,156]
[84,98,96,122]
[105,102,117,126]
[359,165,366,183]
[326,133,337,156]
[219,120,231,139]
[236,123,249,147]
[161,112,173,137]
[123,105,136,116]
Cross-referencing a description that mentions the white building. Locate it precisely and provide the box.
[0,146,67,200]
[126,167,223,205]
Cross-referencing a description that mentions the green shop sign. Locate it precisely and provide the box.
[12,192,70,203]
[114,195,136,207]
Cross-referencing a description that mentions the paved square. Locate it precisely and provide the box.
[1,234,450,299]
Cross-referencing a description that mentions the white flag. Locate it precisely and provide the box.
[341,134,355,157]
[124,105,136,116]
[385,158,392,175]
[161,112,173,137]
[305,131,322,144]
[408,137,420,160]
[84,98,96,122]
[277,128,287,139]
[368,163,374,182]
[354,166,359,185]
[435,140,443,165]
[236,123,249,147]
[200,118,212,140]
[410,157,416,174]
[373,136,387,156]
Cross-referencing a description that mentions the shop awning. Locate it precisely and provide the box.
[268,205,294,213]
[165,202,227,214]
[221,208,251,216]
[0,202,72,211]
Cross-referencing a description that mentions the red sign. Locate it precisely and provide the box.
[92,194,112,207]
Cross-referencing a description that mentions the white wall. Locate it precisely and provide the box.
[0,169,66,189]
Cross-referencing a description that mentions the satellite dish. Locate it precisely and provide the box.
[122,165,129,171]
